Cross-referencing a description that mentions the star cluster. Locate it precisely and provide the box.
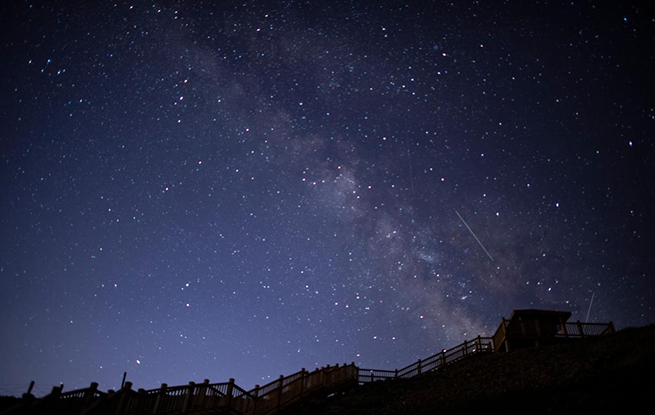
[1,1,653,394]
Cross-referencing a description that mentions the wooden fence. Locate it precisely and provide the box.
[492,320,615,351]
[359,336,493,382]
[12,324,612,415]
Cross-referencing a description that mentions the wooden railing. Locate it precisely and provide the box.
[359,336,493,383]
[496,320,615,340]
[21,323,612,415]
[28,337,487,415]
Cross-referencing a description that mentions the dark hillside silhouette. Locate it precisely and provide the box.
[0,310,625,415]
[281,325,653,415]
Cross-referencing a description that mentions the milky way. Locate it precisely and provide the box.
[1,1,653,395]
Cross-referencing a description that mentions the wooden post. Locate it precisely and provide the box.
[51,384,64,396]
[561,317,568,338]
[22,381,35,400]
[82,382,98,410]
[463,340,468,356]
[476,335,481,352]
[577,320,585,338]
[276,375,284,410]
[299,369,306,396]
[251,384,260,413]
[182,381,195,413]
[394,369,398,379]
[501,317,508,352]
[116,381,132,415]
[417,359,422,376]
[226,378,234,408]
[152,383,167,415]
[197,379,209,409]
[441,350,446,367]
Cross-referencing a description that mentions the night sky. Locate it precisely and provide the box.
[1,0,654,396]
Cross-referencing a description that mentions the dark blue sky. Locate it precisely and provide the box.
[1,0,653,395]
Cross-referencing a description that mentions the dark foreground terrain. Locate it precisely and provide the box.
[281,325,654,415]
[2,325,652,414]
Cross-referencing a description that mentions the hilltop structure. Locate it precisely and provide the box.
[492,309,615,352]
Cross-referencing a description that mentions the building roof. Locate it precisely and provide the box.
[508,309,572,322]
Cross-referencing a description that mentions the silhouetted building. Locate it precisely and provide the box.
[493,309,615,352]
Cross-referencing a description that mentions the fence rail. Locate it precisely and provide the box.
[16,320,613,415]
[360,336,493,383]
[498,320,614,340]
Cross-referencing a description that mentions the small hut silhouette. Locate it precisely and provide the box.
[492,309,615,352]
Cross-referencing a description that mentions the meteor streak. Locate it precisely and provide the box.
[454,209,494,262]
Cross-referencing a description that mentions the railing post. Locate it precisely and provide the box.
[417,359,422,376]
[476,335,481,351]
[502,317,511,352]
[152,383,167,415]
[251,384,260,413]
[51,384,64,396]
[276,375,284,410]
[394,369,398,379]
[441,350,446,367]
[463,340,468,356]
[299,368,306,396]
[115,381,132,415]
[83,382,98,411]
[136,388,146,413]
[182,381,195,413]
[577,320,585,338]
[226,378,234,408]
[197,379,209,409]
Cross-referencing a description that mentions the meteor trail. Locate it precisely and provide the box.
[454,209,494,262]
[585,292,595,323]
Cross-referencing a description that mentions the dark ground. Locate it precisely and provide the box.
[2,326,652,414]
[280,325,654,415]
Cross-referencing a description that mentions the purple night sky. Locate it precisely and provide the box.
[1,0,653,396]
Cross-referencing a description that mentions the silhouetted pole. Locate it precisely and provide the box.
[153,383,167,414]
[116,381,132,415]
[226,378,234,408]
[182,381,195,412]
[252,384,260,413]
[51,384,64,396]
[576,320,585,338]
[83,382,98,409]
[197,379,209,408]
[276,375,284,410]
[299,369,306,396]
[23,381,35,400]
[121,372,127,389]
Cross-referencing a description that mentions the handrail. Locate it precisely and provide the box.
[32,320,614,415]
[359,336,494,383]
